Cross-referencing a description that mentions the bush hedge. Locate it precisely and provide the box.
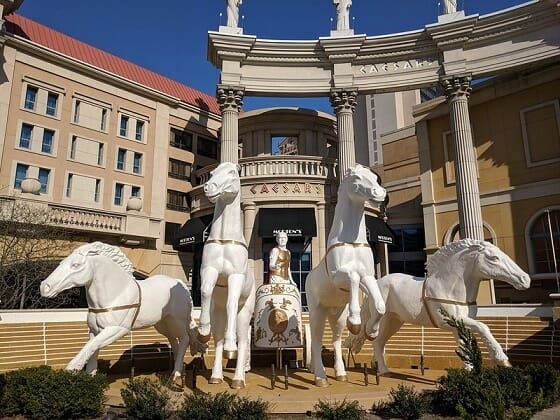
[120,376,171,420]
[0,365,107,419]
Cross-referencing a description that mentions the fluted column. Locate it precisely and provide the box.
[330,89,357,180]
[217,85,244,164]
[316,201,327,261]
[242,201,257,284]
[441,75,483,240]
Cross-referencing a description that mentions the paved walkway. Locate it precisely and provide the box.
[105,366,443,414]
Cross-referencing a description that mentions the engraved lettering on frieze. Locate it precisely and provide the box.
[358,58,436,75]
[249,183,316,195]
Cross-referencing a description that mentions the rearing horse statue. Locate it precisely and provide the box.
[197,162,256,389]
[305,165,387,387]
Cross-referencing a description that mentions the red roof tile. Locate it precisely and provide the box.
[5,14,221,115]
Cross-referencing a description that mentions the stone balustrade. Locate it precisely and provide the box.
[49,204,124,232]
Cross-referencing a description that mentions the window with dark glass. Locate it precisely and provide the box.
[24,86,38,110]
[197,137,218,159]
[168,158,191,180]
[66,174,73,197]
[135,121,144,141]
[19,124,33,149]
[133,152,142,174]
[46,92,58,116]
[97,143,104,166]
[41,129,54,154]
[167,190,189,212]
[117,148,126,170]
[14,163,28,189]
[530,210,560,274]
[131,186,141,197]
[114,183,124,205]
[38,168,50,193]
[170,128,192,151]
[119,115,129,137]
[94,179,101,202]
[388,226,426,277]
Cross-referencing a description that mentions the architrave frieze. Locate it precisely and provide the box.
[208,1,560,96]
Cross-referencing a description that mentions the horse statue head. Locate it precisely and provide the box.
[204,162,241,204]
[40,242,133,298]
[427,239,531,291]
[341,165,386,204]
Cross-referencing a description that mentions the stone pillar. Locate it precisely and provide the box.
[330,89,357,180]
[243,201,257,284]
[217,85,244,164]
[316,201,327,261]
[441,75,483,241]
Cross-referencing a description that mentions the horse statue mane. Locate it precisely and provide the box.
[75,242,134,276]
[426,238,485,277]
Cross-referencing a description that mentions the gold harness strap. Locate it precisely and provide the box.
[325,242,371,292]
[205,239,248,250]
[88,280,142,328]
[421,278,476,328]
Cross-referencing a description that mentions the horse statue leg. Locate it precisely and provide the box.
[328,306,349,382]
[373,313,404,376]
[307,295,329,387]
[223,273,245,358]
[231,294,255,389]
[198,266,219,342]
[67,326,130,371]
[209,306,226,384]
[85,332,99,374]
[462,317,511,367]
[155,321,189,383]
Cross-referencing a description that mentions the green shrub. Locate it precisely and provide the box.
[383,383,429,420]
[490,366,532,408]
[0,365,107,419]
[120,376,170,420]
[524,363,560,407]
[177,391,270,420]
[313,397,364,420]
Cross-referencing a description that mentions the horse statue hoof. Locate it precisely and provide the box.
[198,332,211,343]
[497,359,512,368]
[336,375,348,382]
[346,320,361,335]
[230,379,245,389]
[315,378,329,387]
[209,377,223,384]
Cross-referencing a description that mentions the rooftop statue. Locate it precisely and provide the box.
[226,0,242,27]
[197,162,256,389]
[442,0,457,14]
[305,165,387,387]
[40,242,202,382]
[333,0,352,31]
[345,239,531,375]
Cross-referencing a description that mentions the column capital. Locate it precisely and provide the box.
[216,85,244,113]
[441,75,472,101]
[330,89,358,114]
[242,201,256,211]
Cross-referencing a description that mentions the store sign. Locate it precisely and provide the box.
[273,228,303,236]
[250,182,320,195]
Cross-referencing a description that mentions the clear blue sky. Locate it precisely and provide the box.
[17,0,527,114]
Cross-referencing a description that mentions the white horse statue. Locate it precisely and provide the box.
[197,161,256,389]
[305,165,387,387]
[40,241,201,381]
[345,239,531,375]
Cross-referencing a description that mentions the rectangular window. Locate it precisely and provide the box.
[114,183,124,205]
[117,148,126,170]
[46,92,58,116]
[73,100,80,123]
[38,168,50,193]
[119,115,129,137]
[167,189,189,212]
[170,128,192,151]
[135,121,144,141]
[41,129,54,154]
[14,163,29,189]
[94,179,101,202]
[19,124,33,149]
[24,86,38,110]
[133,152,142,174]
[97,143,104,166]
[168,158,190,180]
[66,173,73,197]
[70,136,77,159]
[197,137,218,159]
[100,109,107,131]
[131,186,141,197]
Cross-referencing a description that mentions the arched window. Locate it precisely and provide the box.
[445,223,495,244]
[528,209,560,275]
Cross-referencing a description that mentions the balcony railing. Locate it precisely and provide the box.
[49,204,124,232]
[195,155,338,185]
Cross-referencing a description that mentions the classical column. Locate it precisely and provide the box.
[242,201,257,283]
[330,89,357,179]
[316,201,327,261]
[441,75,483,240]
[217,85,244,164]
